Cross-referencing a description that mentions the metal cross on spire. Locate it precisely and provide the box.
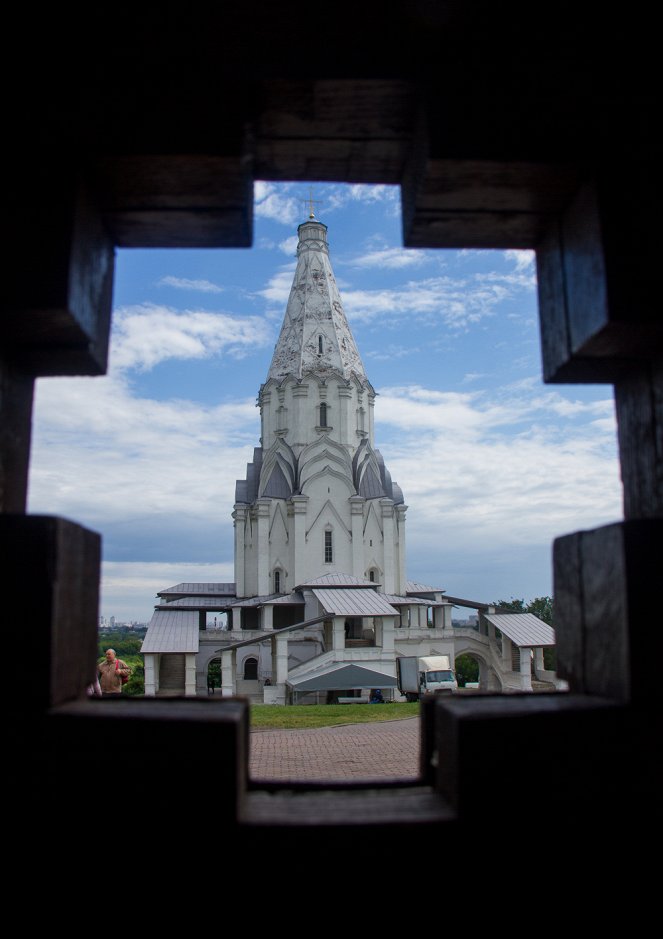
[303,188,322,219]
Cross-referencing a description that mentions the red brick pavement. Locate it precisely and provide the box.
[249,716,420,782]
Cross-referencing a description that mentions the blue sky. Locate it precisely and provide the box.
[27,182,623,622]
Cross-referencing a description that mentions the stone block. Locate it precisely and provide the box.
[1,515,101,710]
[432,693,631,825]
[553,520,661,702]
[537,178,663,383]
[3,178,114,376]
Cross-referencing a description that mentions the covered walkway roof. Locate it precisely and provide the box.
[312,587,398,616]
[141,610,200,653]
[483,613,555,648]
[287,663,397,691]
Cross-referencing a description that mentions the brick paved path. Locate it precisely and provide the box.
[249,716,420,782]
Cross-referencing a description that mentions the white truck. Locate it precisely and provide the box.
[396,655,458,701]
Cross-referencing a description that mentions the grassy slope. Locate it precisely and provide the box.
[250,701,420,729]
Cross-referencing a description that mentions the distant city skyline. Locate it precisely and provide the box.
[27,182,623,622]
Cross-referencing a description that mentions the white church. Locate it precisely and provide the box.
[141,214,558,701]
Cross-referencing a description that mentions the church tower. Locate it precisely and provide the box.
[233,214,407,597]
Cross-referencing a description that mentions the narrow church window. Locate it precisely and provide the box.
[320,402,327,426]
[318,335,323,354]
[369,570,375,581]
[324,530,333,562]
[274,570,281,593]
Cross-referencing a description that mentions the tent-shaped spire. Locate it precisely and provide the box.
[267,217,367,383]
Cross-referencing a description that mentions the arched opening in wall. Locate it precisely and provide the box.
[26,181,622,780]
[207,657,221,693]
[454,653,480,690]
[243,657,258,681]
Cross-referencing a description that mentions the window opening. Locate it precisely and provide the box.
[274,570,281,593]
[243,657,258,680]
[25,180,622,785]
[319,402,327,426]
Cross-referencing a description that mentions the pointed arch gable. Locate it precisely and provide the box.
[262,462,291,499]
[365,557,383,578]
[269,502,289,542]
[259,439,297,497]
[359,463,384,499]
[306,499,352,541]
[299,434,352,470]
[300,464,356,498]
[363,500,383,537]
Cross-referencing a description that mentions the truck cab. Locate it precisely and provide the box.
[420,667,458,695]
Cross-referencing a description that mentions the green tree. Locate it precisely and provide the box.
[455,653,479,687]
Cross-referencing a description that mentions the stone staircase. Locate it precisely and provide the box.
[157,654,185,696]
[235,679,263,703]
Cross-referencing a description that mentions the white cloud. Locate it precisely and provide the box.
[344,275,514,328]
[504,249,536,272]
[374,383,622,556]
[254,182,301,225]
[351,246,429,269]
[29,373,259,522]
[157,276,224,293]
[256,265,297,305]
[279,235,299,256]
[325,184,400,212]
[110,303,270,372]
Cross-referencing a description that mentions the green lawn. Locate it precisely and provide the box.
[250,701,420,729]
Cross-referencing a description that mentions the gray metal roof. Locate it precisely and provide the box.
[312,587,398,616]
[230,593,281,608]
[382,593,444,606]
[269,592,305,605]
[158,583,236,597]
[406,580,444,594]
[141,611,200,653]
[287,663,397,691]
[156,596,236,609]
[298,572,376,588]
[483,613,556,648]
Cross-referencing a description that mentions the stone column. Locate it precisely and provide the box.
[185,653,197,696]
[143,654,156,696]
[381,616,395,653]
[262,604,274,630]
[260,390,272,447]
[291,495,309,585]
[433,603,451,628]
[233,504,247,597]
[534,647,545,676]
[395,504,407,594]
[291,383,309,447]
[275,633,289,685]
[338,385,352,446]
[256,498,271,596]
[367,391,376,445]
[232,607,242,631]
[380,498,395,594]
[520,647,533,691]
[350,496,365,576]
[221,650,235,697]
[333,616,346,651]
